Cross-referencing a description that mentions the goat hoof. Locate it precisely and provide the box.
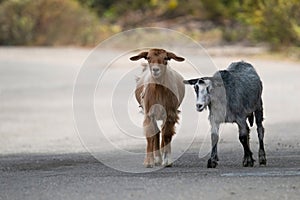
[162,160,173,167]
[259,150,267,166]
[162,153,172,167]
[207,158,218,168]
[163,162,173,168]
[144,161,154,168]
[243,156,255,167]
[259,157,267,166]
[144,158,154,168]
[154,157,162,166]
[144,163,154,168]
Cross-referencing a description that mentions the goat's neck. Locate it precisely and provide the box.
[152,76,165,84]
[150,68,167,85]
[208,89,227,123]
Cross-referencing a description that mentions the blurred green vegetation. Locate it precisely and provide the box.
[236,0,300,50]
[0,0,300,52]
[0,0,119,45]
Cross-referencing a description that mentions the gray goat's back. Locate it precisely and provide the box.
[213,61,263,117]
[227,61,259,76]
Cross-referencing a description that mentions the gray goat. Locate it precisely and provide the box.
[184,61,266,168]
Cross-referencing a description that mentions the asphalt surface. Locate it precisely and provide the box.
[0,47,299,200]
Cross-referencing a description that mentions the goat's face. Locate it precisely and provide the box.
[147,50,168,79]
[184,78,212,112]
[130,49,184,79]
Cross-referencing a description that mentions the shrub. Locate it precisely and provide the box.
[0,0,106,45]
[238,0,300,49]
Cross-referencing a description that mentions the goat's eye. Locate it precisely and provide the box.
[194,85,199,93]
[206,87,210,93]
[164,57,169,60]
[146,57,150,60]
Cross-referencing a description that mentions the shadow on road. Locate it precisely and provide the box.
[1,147,299,178]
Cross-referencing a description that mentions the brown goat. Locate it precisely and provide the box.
[130,49,185,167]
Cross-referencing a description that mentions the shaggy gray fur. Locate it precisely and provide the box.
[184,61,266,168]
[212,61,262,124]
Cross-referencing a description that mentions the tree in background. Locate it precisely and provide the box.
[0,0,104,45]
[0,0,299,51]
[238,0,300,50]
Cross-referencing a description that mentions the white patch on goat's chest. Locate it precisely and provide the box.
[141,68,183,103]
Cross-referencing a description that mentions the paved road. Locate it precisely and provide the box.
[0,48,299,200]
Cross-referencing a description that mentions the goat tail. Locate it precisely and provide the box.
[247,113,254,127]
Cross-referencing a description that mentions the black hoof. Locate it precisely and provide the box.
[207,158,218,168]
[259,150,267,166]
[243,156,255,167]
[144,164,153,168]
[164,163,173,168]
[259,157,267,166]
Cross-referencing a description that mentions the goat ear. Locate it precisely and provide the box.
[167,52,185,62]
[183,78,199,85]
[130,51,148,61]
